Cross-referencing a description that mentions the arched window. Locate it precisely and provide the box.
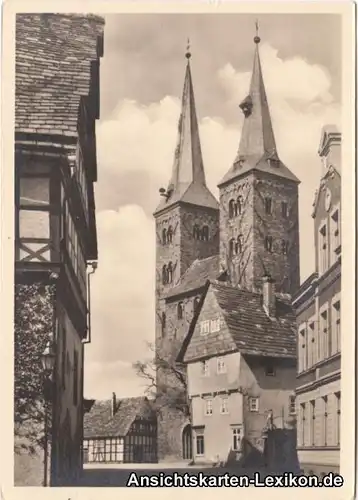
[229,238,235,257]
[162,265,167,285]
[237,195,244,215]
[236,234,243,254]
[202,226,209,242]
[265,236,273,252]
[161,312,166,336]
[167,226,173,244]
[228,200,235,219]
[162,228,167,245]
[193,224,200,240]
[194,296,200,313]
[177,302,184,320]
[167,261,173,283]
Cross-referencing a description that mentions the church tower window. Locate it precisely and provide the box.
[193,224,200,240]
[202,226,209,241]
[167,261,173,283]
[229,199,236,219]
[236,234,244,254]
[281,201,288,219]
[162,265,167,284]
[229,238,235,257]
[161,312,166,337]
[167,226,173,244]
[177,302,184,320]
[237,195,243,215]
[265,236,273,252]
[162,228,167,245]
[264,197,273,215]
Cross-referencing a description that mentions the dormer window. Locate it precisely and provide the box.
[264,197,272,215]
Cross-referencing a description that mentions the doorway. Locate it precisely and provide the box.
[182,424,192,460]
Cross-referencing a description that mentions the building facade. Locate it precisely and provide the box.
[83,395,157,464]
[178,279,297,466]
[293,126,341,475]
[14,14,104,486]
[154,32,301,462]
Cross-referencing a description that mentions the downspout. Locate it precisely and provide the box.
[82,261,97,345]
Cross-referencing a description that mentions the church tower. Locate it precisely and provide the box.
[154,47,219,339]
[153,47,220,459]
[218,29,300,295]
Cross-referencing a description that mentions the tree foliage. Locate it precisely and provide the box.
[14,283,55,454]
[132,341,190,419]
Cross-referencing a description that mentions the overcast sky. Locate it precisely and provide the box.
[84,13,342,400]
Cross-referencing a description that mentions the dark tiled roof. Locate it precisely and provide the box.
[181,280,297,362]
[165,255,224,299]
[15,14,104,136]
[83,397,154,439]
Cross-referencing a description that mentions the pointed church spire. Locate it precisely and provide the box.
[218,24,299,187]
[155,44,219,215]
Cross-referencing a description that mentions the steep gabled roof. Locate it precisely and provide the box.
[15,14,104,136]
[165,255,224,300]
[83,396,154,439]
[178,280,297,363]
[218,34,299,187]
[154,52,219,215]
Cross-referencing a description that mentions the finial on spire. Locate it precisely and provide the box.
[185,37,191,59]
[254,19,261,44]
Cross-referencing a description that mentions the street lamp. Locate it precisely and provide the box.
[41,340,55,487]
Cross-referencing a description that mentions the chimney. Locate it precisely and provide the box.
[262,274,276,318]
[111,392,117,417]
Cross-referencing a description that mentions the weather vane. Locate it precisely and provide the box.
[185,37,191,59]
[254,19,261,44]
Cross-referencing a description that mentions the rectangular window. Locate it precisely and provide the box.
[232,427,242,451]
[332,299,341,353]
[196,434,205,456]
[205,399,213,416]
[220,397,229,414]
[264,197,272,215]
[210,317,221,333]
[76,143,89,222]
[201,360,209,377]
[310,400,316,446]
[319,223,328,274]
[73,350,79,406]
[299,326,307,372]
[308,321,315,368]
[264,235,273,252]
[330,206,341,260]
[322,396,328,446]
[217,357,226,374]
[249,397,259,412]
[65,200,87,296]
[200,320,210,336]
[19,177,50,206]
[289,395,296,416]
[281,201,288,219]
[335,392,341,446]
[320,309,329,359]
[301,403,306,447]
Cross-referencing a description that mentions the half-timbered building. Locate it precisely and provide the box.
[83,395,157,464]
[14,14,104,486]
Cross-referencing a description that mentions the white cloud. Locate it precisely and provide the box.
[87,44,341,399]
